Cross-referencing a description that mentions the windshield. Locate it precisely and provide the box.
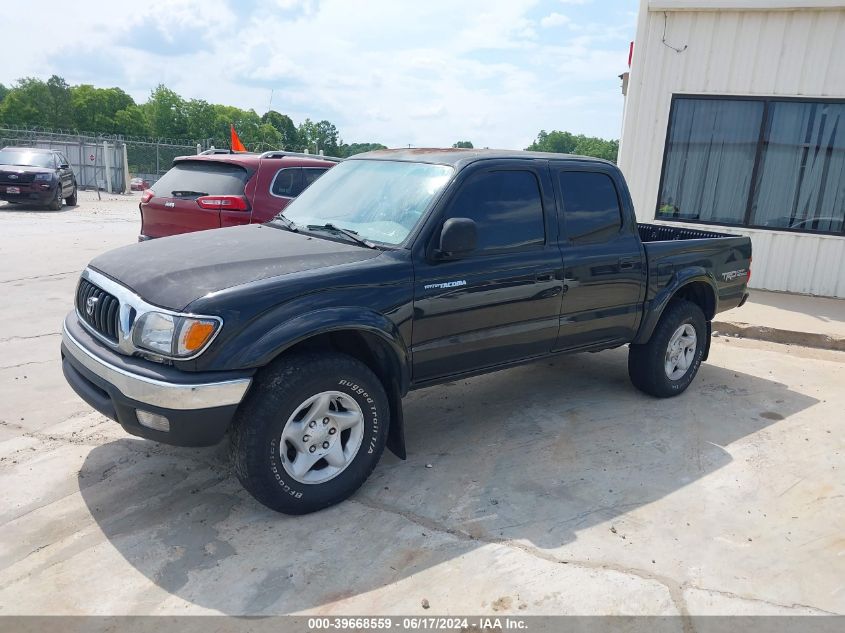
[280,159,454,245]
[0,150,55,168]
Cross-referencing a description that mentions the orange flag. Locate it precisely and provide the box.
[230,124,247,152]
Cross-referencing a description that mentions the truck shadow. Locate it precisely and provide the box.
[76,345,817,613]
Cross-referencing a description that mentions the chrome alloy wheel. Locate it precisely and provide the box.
[280,391,365,484]
[664,324,697,380]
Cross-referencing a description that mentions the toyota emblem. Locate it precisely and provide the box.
[85,296,99,316]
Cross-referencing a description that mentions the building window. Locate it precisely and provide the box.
[657,96,845,236]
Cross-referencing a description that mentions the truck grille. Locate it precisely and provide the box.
[76,278,120,342]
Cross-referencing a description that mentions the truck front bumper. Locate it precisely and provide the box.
[61,316,253,446]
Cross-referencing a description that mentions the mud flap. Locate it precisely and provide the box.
[703,321,712,361]
[386,378,406,459]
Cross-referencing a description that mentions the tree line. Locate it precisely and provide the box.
[0,75,619,161]
[0,75,385,157]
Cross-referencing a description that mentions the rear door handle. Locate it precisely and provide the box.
[618,258,638,270]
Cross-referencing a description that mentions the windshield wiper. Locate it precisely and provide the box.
[273,214,298,232]
[305,223,379,249]
[171,190,208,198]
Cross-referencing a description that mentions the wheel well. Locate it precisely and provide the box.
[280,329,407,459]
[283,330,401,389]
[672,281,715,320]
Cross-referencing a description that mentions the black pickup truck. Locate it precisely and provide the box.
[61,149,751,514]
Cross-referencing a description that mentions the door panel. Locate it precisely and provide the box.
[413,251,563,380]
[251,166,301,223]
[554,169,645,350]
[412,164,563,382]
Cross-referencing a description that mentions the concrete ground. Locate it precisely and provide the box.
[717,289,845,351]
[0,192,843,616]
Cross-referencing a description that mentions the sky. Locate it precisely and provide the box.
[0,0,638,149]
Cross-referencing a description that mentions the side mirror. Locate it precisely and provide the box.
[436,217,477,259]
[59,163,69,169]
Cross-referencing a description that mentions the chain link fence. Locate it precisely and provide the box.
[0,124,205,192]
[123,138,201,188]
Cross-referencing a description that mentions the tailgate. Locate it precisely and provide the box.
[140,161,250,238]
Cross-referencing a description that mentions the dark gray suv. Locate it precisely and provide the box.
[0,147,78,210]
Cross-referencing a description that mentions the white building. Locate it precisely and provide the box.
[618,0,845,298]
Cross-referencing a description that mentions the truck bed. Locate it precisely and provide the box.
[637,223,752,318]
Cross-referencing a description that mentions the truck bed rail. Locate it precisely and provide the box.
[638,223,735,242]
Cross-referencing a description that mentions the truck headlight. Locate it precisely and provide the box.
[34,173,54,181]
[132,312,220,358]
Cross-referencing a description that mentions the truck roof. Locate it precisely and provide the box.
[349,147,615,169]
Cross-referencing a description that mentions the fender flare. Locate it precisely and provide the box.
[230,307,410,459]
[633,268,718,345]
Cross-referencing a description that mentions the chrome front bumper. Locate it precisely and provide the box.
[62,321,251,411]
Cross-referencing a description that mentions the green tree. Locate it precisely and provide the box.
[338,142,387,157]
[113,105,150,136]
[452,140,474,148]
[144,84,188,138]
[297,118,340,155]
[0,76,72,128]
[46,75,73,128]
[70,85,134,133]
[184,99,217,141]
[526,129,619,162]
[0,83,8,103]
[261,110,299,150]
[210,105,262,149]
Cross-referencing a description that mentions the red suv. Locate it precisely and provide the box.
[138,151,338,240]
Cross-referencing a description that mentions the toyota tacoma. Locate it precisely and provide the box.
[61,149,752,514]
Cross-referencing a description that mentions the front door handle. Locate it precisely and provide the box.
[618,258,638,270]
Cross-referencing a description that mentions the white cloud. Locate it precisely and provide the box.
[540,12,572,28]
[0,0,635,147]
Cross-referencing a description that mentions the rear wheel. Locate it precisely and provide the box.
[47,185,63,211]
[230,352,389,514]
[66,183,78,206]
[628,299,706,398]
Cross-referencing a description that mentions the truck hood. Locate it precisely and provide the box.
[89,224,383,309]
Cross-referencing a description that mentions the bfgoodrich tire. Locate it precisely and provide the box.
[628,299,706,398]
[230,352,389,514]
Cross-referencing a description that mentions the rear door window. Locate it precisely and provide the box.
[271,168,302,197]
[153,161,249,198]
[558,171,623,244]
[301,168,328,192]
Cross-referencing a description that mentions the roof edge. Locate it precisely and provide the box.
[649,0,845,10]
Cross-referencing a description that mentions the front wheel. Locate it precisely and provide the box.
[628,299,706,398]
[230,352,389,514]
[47,185,63,211]
[66,183,78,206]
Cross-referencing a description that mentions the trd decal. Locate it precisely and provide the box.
[721,269,747,281]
